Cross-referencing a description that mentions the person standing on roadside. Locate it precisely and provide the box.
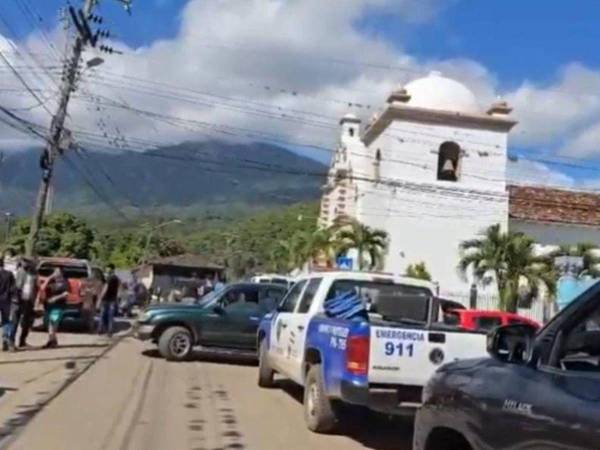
[80,269,103,333]
[214,273,226,293]
[98,264,120,338]
[10,258,37,349]
[39,268,69,348]
[0,257,17,351]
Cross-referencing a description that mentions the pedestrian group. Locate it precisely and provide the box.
[0,255,122,352]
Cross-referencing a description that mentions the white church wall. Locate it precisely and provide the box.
[354,117,510,301]
[322,73,519,306]
[356,184,508,300]
[510,220,600,246]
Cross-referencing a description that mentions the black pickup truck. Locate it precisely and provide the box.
[414,282,600,450]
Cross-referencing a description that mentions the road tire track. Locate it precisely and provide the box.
[117,360,154,450]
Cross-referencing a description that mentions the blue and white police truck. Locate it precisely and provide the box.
[256,271,488,433]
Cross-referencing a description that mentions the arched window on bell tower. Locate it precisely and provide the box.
[437,141,461,182]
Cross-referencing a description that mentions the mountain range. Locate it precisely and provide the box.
[0,141,327,218]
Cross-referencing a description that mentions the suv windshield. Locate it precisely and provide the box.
[326,280,431,323]
[38,264,89,279]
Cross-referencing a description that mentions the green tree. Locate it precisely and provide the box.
[94,230,186,268]
[405,262,432,281]
[335,220,388,270]
[553,242,600,278]
[187,202,320,278]
[305,227,338,268]
[7,212,95,259]
[459,224,556,313]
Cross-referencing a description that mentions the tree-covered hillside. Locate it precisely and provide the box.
[0,140,327,216]
[2,202,320,278]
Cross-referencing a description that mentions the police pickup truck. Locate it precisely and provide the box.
[256,271,488,432]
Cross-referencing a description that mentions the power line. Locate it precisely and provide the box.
[0,8,62,93]
[61,152,129,220]
[0,50,54,117]
[6,97,600,216]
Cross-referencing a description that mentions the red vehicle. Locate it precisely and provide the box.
[443,308,541,332]
[37,257,101,330]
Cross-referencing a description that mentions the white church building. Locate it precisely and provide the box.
[319,71,600,315]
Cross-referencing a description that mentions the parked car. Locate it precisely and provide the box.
[443,308,540,332]
[37,257,94,329]
[256,271,489,433]
[251,274,294,288]
[134,282,288,360]
[414,281,600,450]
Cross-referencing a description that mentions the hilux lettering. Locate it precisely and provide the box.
[502,399,533,416]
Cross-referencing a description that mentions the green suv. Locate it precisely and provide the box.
[134,282,288,361]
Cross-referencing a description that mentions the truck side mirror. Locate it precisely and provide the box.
[487,324,537,364]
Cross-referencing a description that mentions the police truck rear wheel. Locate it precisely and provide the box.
[158,326,192,361]
[304,364,337,433]
[258,339,275,388]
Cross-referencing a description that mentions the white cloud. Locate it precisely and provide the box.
[1,0,600,179]
[0,0,482,154]
[506,158,575,188]
[506,64,600,152]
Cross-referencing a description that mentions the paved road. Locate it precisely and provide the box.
[0,326,127,448]
[9,338,414,450]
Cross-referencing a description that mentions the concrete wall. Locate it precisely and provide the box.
[510,219,600,246]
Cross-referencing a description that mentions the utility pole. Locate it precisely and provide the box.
[4,212,12,243]
[25,0,132,256]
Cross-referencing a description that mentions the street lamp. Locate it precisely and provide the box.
[142,219,183,263]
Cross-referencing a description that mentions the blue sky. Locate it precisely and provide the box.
[11,0,600,89]
[361,0,600,89]
[3,0,600,186]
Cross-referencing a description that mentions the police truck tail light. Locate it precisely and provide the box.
[346,335,369,376]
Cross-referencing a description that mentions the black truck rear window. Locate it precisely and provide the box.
[38,264,89,279]
[326,280,431,323]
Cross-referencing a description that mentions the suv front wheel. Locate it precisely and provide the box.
[158,326,193,361]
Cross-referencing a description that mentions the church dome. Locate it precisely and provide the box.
[402,71,481,114]
[340,112,360,124]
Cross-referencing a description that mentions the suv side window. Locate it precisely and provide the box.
[278,281,306,313]
[297,278,321,314]
[223,286,260,312]
[555,303,600,373]
[259,287,286,312]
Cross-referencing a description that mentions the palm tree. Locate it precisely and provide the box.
[459,224,556,313]
[405,262,432,281]
[271,231,312,272]
[305,227,338,268]
[553,242,600,278]
[335,220,388,270]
